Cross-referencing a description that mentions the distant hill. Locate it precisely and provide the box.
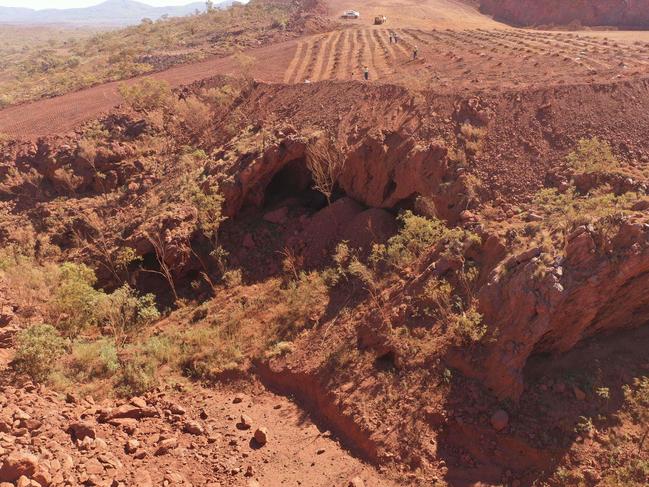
[0,0,236,26]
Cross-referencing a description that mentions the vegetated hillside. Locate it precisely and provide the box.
[480,0,649,28]
[0,0,218,26]
[2,72,649,485]
[0,0,318,107]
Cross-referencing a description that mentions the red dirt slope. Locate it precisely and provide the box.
[481,0,649,27]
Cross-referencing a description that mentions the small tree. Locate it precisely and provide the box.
[51,263,103,338]
[143,227,180,302]
[306,138,346,204]
[100,285,160,347]
[14,325,66,382]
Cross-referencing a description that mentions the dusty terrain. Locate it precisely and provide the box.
[0,363,391,486]
[2,0,649,486]
[4,0,649,138]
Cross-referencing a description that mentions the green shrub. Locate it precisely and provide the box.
[532,185,637,238]
[223,269,243,288]
[99,284,159,345]
[140,335,174,365]
[114,355,158,397]
[178,326,243,381]
[602,459,649,486]
[51,262,102,338]
[275,271,328,340]
[114,247,142,273]
[566,137,619,174]
[174,95,213,141]
[417,277,453,321]
[452,306,486,343]
[459,122,486,156]
[623,376,649,424]
[388,211,448,264]
[118,78,173,112]
[265,341,295,358]
[14,324,66,382]
[0,93,12,109]
[69,338,119,381]
[374,211,451,267]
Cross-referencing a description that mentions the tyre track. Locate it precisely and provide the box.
[346,28,358,79]
[303,35,323,82]
[292,37,315,83]
[365,28,389,79]
[284,40,307,84]
[372,29,394,77]
[330,29,347,79]
[357,29,379,80]
[381,30,403,67]
[320,30,343,81]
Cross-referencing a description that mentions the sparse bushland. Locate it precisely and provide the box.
[273,271,329,340]
[0,1,300,105]
[600,460,649,487]
[2,245,165,395]
[50,262,103,338]
[114,353,159,397]
[2,79,242,304]
[327,211,485,345]
[1,249,159,343]
[503,137,649,257]
[414,275,485,343]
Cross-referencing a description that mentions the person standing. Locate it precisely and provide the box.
[363,66,369,80]
[413,46,418,60]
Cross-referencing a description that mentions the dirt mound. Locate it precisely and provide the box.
[481,0,649,28]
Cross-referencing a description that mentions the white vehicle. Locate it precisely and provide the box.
[342,10,360,19]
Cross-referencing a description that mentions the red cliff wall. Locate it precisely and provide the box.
[481,0,649,27]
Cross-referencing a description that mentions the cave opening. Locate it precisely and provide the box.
[263,158,328,211]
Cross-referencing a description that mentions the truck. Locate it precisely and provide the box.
[374,15,387,25]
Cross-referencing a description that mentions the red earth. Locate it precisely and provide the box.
[3,0,649,138]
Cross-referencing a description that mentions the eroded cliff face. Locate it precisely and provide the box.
[481,0,649,27]
[479,219,649,399]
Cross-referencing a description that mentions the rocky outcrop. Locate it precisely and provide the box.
[479,218,649,399]
[218,129,448,217]
[481,0,649,27]
[340,133,447,209]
